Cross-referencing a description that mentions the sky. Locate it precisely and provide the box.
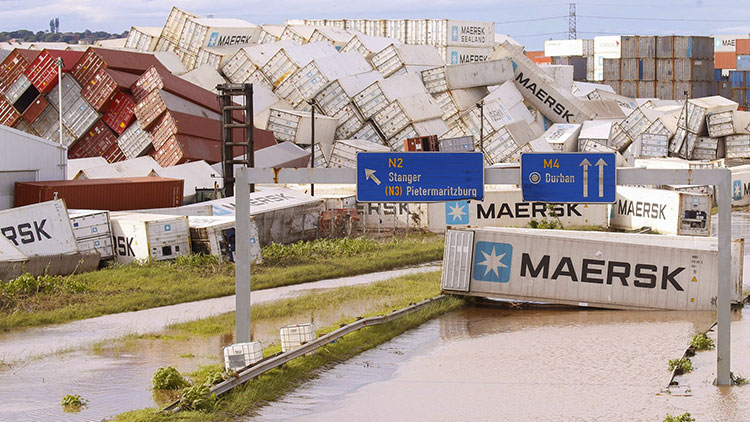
[1,0,749,50]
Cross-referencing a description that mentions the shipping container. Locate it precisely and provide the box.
[707,110,737,137]
[340,34,400,59]
[308,27,354,50]
[14,177,183,210]
[109,212,190,264]
[30,105,75,147]
[67,209,114,259]
[0,49,38,97]
[160,7,201,43]
[370,44,443,78]
[737,39,750,55]
[221,41,295,85]
[481,120,538,164]
[673,36,714,59]
[178,18,259,55]
[102,91,136,135]
[715,52,737,70]
[609,186,711,236]
[442,227,743,309]
[133,88,219,129]
[313,71,382,117]
[0,199,78,256]
[46,73,100,138]
[674,58,714,81]
[544,39,592,57]
[639,133,669,158]
[266,107,338,145]
[439,135,475,152]
[351,121,385,145]
[125,26,162,52]
[540,123,581,152]
[67,120,118,159]
[5,74,35,108]
[384,19,407,43]
[0,95,21,126]
[679,95,738,134]
[388,118,449,151]
[328,138,390,168]
[352,72,426,120]
[713,34,750,53]
[261,42,338,88]
[70,47,167,87]
[23,49,82,94]
[427,187,607,233]
[286,51,372,103]
[188,215,261,263]
[726,134,750,158]
[692,136,721,160]
[442,46,494,65]
[21,95,48,123]
[80,68,139,111]
[117,120,153,159]
[372,93,443,138]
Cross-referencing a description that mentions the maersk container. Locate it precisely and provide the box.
[313,71,383,117]
[351,121,385,145]
[679,96,738,135]
[609,186,711,236]
[109,212,190,264]
[692,137,721,161]
[492,42,594,124]
[372,93,443,138]
[125,26,161,52]
[220,41,295,84]
[340,34,400,59]
[541,123,581,152]
[308,27,354,50]
[188,215,261,263]
[194,45,244,71]
[328,138,390,168]
[333,103,367,139]
[160,7,201,43]
[731,170,750,206]
[726,134,750,158]
[421,60,514,94]
[67,209,114,259]
[427,187,608,233]
[288,52,372,102]
[440,227,743,310]
[352,72,426,120]
[442,46,494,65]
[370,44,444,78]
[425,20,494,48]
[261,42,338,88]
[266,107,338,145]
[178,18,260,55]
[707,110,737,138]
[0,199,78,257]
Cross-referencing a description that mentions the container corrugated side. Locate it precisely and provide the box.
[442,227,742,310]
[609,186,710,236]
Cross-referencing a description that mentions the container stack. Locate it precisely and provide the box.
[603,35,715,100]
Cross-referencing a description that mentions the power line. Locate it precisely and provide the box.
[578,15,750,23]
[494,16,566,24]
[512,32,568,37]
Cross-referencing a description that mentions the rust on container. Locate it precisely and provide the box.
[67,120,118,159]
[14,177,184,210]
[71,47,167,87]
[81,68,139,111]
[24,49,83,94]
[0,49,39,96]
[21,94,49,123]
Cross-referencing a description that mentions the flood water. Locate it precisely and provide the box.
[251,306,750,422]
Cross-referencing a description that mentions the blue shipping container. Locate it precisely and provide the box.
[730,71,747,88]
[738,55,750,71]
[715,69,728,82]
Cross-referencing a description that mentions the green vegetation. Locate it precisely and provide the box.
[527,219,563,230]
[0,29,126,44]
[731,372,749,385]
[61,394,88,410]
[668,358,694,374]
[179,384,216,411]
[152,367,190,390]
[0,235,443,331]
[113,295,464,422]
[689,333,715,351]
[663,412,695,422]
[0,273,88,311]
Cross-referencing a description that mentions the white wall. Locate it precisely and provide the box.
[0,125,66,210]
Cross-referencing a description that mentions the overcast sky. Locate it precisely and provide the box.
[1,0,749,50]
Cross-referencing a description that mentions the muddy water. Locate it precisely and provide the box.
[0,264,441,364]
[250,307,741,422]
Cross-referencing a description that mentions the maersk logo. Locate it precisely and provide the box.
[450,51,459,65]
[207,32,219,47]
[734,180,743,200]
[445,201,469,225]
[451,26,459,42]
[473,241,513,283]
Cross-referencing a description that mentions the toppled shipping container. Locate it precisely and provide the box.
[609,186,711,236]
[188,215,261,263]
[109,212,191,264]
[0,199,78,257]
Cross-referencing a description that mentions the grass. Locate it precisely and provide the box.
[0,234,443,331]
[668,358,694,374]
[113,294,464,422]
[689,333,715,351]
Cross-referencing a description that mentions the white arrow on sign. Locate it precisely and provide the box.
[595,158,608,197]
[365,168,381,185]
[579,158,591,198]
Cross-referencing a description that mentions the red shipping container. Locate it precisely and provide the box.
[14,177,184,210]
[151,134,221,167]
[738,39,750,55]
[67,120,118,159]
[102,91,136,135]
[81,68,139,111]
[21,95,49,123]
[0,96,21,127]
[715,52,737,70]
[102,142,126,163]
[24,49,83,94]
[71,47,167,87]
[0,49,39,96]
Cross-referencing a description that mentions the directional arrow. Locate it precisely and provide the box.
[365,168,381,185]
[579,158,591,198]
[595,158,608,197]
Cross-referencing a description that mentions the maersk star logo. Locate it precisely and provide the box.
[207,32,219,47]
[445,201,469,225]
[734,180,743,200]
[473,241,513,283]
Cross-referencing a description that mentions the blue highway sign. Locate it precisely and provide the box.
[356,152,484,203]
[521,152,616,203]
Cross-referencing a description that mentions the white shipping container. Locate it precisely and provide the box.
[679,96,738,135]
[707,110,736,138]
[731,170,750,206]
[352,72,426,120]
[492,42,594,124]
[427,20,494,48]
[370,44,444,78]
[351,121,385,145]
[4,74,31,104]
[261,42,338,88]
[726,134,750,158]
[333,103,366,139]
[179,18,260,54]
[314,71,383,117]
[117,121,153,159]
[109,213,191,264]
[444,46,494,65]
[308,27,354,49]
[578,119,617,149]
[609,186,711,236]
[67,209,114,259]
[125,26,161,52]
[373,93,443,138]
[544,39,589,57]
[541,123,581,152]
[692,137,721,161]
[329,138,390,168]
[160,7,200,43]
[266,108,338,145]
[290,52,372,101]
[340,34,400,59]
[188,215,261,263]
[31,106,75,147]
[483,120,538,164]
[441,227,743,310]
[62,96,99,138]
[258,25,285,44]
[221,41,297,84]
[639,133,670,158]
[427,187,608,233]
[280,25,318,44]
[0,199,78,257]
[713,34,750,53]
[224,342,263,371]
[280,323,317,352]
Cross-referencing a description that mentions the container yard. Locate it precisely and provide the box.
[2,4,750,422]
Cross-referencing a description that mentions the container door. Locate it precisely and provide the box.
[441,230,474,292]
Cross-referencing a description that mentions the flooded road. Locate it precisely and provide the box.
[0,264,441,363]
[251,307,748,422]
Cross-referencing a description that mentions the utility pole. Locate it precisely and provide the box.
[308,99,316,196]
[56,57,66,179]
[217,83,254,197]
[569,3,577,40]
[478,101,485,159]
